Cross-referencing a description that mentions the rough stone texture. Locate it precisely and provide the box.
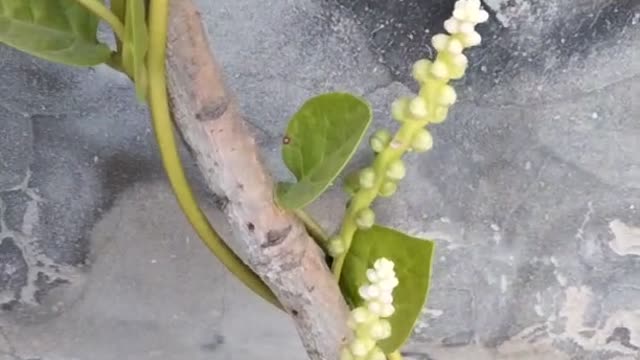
[1,0,639,359]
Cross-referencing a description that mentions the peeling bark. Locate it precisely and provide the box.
[165,1,350,359]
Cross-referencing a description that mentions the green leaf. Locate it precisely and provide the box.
[121,0,149,101]
[277,93,372,209]
[339,225,435,353]
[0,0,111,66]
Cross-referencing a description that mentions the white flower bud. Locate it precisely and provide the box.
[391,97,410,122]
[329,236,345,256]
[453,8,468,21]
[431,34,448,51]
[409,97,429,119]
[431,60,449,79]
[452,53,469,66]
[468,0,482,7]
[367,348,386,360]
[378,181,397,197]
[359,168,376,189]
[370,130,391,153]
[366,269,379,283]
[444,18,459,34]
[350,307,371,325]
[411,129,433,152]
[359,284,381,300]
[378,292,394,304]
[476,9,490,23]
[386,160,406,180]
[380,303,395,318]
[374,258,395,273]
[459,21,475,34]
[367,300,383,316]
[350,338,375,357]
[412,59,431,83]
[463,30,482,47]
[447,38,464,53]
[439,84,457,105]
[378,277,399,291]
[369,319,392,340]
[355,208,375,229]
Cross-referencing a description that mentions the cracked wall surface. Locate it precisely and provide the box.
[0,0,639,359]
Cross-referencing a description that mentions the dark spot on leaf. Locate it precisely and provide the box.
[247,222,255,232]
[283,136,291,145]
[262,226,292,248]
[291,309,299,316]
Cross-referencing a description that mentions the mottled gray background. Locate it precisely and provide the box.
[1,0,639,359]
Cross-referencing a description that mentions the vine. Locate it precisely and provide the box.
[0,0,489,358]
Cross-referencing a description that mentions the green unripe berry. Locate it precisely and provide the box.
[355,208,375,229]
[369,130,391,153]
[369,319,392,340]
[411,129,433,152]
[391,97,410,122]
[409,97,429,119]
[431,106,449,124]
[386,159,406,180]
[448,53,468,79]
[366,347,386,360]
[328,236,345,256]
[350,338,375,357]
[438,84,457,106]
[431,60,450,79]
[350,307,372,325]
[378,181,397,197]
[355,323,371,339]
[340,348,354,360]
[343,171,361,195]
[412,59,432,83]
[359,168,376,189]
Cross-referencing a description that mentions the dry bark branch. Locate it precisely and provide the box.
[164,1,350,359]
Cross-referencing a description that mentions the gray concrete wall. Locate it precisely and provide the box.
[0,0,639,359]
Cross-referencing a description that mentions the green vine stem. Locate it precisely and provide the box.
[109,0,126,53]
[146,0,281,309]
[75,0,125,41]
[294,209,330,252]
[331,122,423,277]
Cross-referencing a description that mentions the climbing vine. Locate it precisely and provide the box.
[0,0,489,358]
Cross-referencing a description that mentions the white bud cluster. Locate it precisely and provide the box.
[444,0,489,47]
[341,258,399,360]
[428,0,489,81]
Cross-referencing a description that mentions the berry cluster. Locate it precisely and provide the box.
[341,258,399,360]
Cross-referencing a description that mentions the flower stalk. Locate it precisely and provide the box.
[331,0,489,279]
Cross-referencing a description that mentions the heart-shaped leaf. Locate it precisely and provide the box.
[0,0,111,66]
[277,92,372,209]
[339,225,435,353]
[121,0,149,101]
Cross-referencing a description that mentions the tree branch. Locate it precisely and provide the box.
[164,1,350,358]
